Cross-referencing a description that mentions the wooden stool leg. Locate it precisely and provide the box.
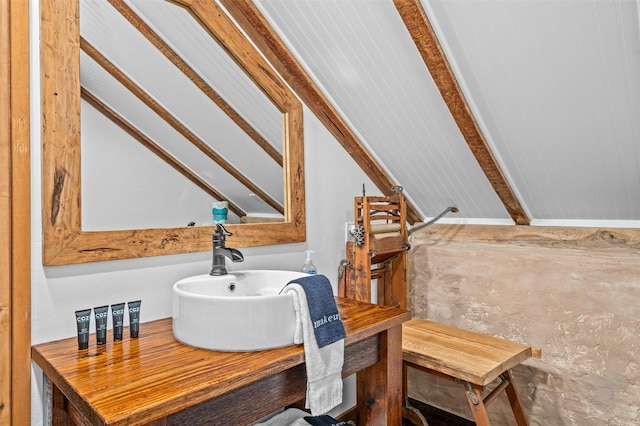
[504,370,529,426]
[463,382,491,426]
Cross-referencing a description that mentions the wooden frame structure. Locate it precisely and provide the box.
[1,0,31,422]
[339,193,536,425]
[40,0,305,266]
[339,194,410,310]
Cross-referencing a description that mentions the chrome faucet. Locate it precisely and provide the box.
[210,224,244,276]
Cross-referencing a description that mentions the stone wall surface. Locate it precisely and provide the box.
[407,225,640,426]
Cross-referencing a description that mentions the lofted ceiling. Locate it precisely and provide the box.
[80,0,640,228]
[246,0,640,227]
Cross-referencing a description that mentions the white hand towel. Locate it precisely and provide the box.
[284,283,344,415]
[252,408,308,425]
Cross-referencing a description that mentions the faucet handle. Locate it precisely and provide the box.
[215,223,233,236]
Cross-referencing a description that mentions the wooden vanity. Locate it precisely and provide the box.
[32,297,410,425]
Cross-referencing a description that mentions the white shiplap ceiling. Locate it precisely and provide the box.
[254,0,640,227]
[79,0,640,228]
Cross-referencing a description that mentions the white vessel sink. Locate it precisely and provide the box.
[172,270,308,351]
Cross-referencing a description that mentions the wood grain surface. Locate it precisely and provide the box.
[403,318,533,386]
[33,297,410,425]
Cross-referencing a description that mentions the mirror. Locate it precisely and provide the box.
[41,0,305,265]
[79,0,286,230]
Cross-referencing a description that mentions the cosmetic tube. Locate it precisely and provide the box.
[128,300,141,338]
[75,309,92,350]
[111,303,125,342]
[94,305,109,345]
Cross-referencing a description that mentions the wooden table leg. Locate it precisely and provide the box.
[43,375,54,426]
[44,374,73,426]
[356,325,403,425]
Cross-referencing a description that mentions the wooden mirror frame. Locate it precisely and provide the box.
[41,0,305,266]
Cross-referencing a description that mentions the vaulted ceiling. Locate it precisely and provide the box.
[82,0,640,228]
[244,0,640,227]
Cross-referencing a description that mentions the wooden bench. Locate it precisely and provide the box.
[402,318,540,426]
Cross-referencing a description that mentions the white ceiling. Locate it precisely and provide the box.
[79,0,640,227]
[255,0,640,227]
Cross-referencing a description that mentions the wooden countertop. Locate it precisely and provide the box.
[33,297,410,425]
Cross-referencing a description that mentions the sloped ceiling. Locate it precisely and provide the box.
[81,0,640,228]
[251,0,640,227]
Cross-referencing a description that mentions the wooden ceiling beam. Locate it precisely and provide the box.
[220,0,422,224]
[81,87,246,218]
[80,37,284,215]
[393,0,530,225]
[107,0,282,166]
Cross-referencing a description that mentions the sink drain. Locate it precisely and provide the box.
[228,283,237,292]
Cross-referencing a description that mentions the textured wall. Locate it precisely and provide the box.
[407,225,640,426]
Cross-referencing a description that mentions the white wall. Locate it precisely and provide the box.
[29,3,378,420]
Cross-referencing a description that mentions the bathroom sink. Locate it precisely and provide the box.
[172,270,309,351]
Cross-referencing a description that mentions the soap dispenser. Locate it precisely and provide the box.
[301,250,317,275]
